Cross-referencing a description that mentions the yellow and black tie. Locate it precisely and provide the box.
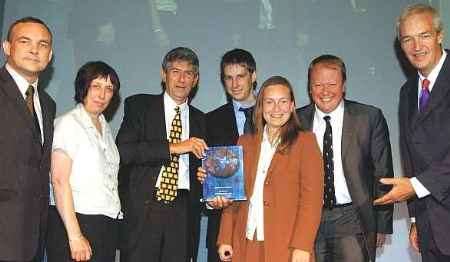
[156,106,182,202]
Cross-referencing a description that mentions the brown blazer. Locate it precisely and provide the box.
[217,131,324,262]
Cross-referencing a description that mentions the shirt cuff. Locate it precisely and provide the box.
[410,177,431,198]
[205,202,213,210]
[410,217,416,223]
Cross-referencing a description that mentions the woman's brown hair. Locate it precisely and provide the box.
[253,76,301,153]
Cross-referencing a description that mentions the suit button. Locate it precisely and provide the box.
[263,201,268,206]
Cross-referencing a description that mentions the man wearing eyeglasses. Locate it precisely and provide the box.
[374,4,450,262]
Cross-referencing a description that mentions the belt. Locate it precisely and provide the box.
[334,202,352,208]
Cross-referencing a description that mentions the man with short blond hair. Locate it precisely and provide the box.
[298,54,394,262]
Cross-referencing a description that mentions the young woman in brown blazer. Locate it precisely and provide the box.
[200,76,324,262]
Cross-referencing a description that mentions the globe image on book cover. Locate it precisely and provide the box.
[202,145,246,201]
[203,147,240,178]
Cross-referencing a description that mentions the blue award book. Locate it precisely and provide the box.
[202,145,246,201]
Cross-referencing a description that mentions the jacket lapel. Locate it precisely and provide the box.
[39,90,52,151]
[245,135,262,198]
[341,101,357,161]
[225,102,240,139]
[414,57,450,126]
[0,67,36,133]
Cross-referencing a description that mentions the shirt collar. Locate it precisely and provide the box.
[5,63,38,98]
[232,99,255,115]
[164,91,188,113]
[262,125,280,149]
[314,99,345,121]
[418,49,447,87]
[76,103,108,135]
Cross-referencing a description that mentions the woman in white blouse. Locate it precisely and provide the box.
[46,61,121,262]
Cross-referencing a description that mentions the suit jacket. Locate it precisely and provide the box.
[217,132,324,261]
[204,102,240,250]
[399,52,450,255]
[297,100,394,259]
[0,67,55,261]
[116,93,206,260]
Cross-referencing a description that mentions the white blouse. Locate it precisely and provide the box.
[246,126,278,241]
[49,103,122,219]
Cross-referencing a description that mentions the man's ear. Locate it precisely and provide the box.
[2,40,11,57]
[160,68,167,84]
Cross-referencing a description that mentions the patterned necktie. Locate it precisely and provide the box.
[239,107,253,134]
[156,106,182,202]
[419,78,430,112]
[25,85,41,135]
[323,115,336,209]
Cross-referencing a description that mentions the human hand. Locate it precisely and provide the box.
[376,233,386,248]
[373,178,415,205]
[291,249,310,262]
[68,235,92,261]
[409,223,420,252]
[197,167,207,184]
[207,196,233,209]
[170,137,208,158]
[218,244,233,261]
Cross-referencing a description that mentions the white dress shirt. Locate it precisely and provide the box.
[411,50,448,199]
[156,92,190,190]
[312,101,352,204]
[246,126,278,241]
[49,104,122,219]
[6,63,43,143]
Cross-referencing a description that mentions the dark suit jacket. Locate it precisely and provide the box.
[116,93,206,261]
[0,67,55,261]
[399,52,450,255]
[204,102,239,250]
[297,100,394,259]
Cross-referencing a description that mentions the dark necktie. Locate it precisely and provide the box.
[25,85,41,137]
[156,106,182,203]
[419,78,430,112]
[323,115,336,209]
[239,107,253,134]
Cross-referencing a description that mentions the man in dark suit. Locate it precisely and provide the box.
[116,47,207,262]
[0,17,55,262]
[297,54,394,262]
[374,4,450,262]
[204,48,257,261]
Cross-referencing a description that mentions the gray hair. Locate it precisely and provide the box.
[396,3,443,39]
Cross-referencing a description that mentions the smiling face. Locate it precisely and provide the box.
[262,84,295,131]
[399,12,443,76]
[223,64,256,103]
[309,63,345,113]
[83,76,115,117]
[161,60,198,105]
[2,22,52,83]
